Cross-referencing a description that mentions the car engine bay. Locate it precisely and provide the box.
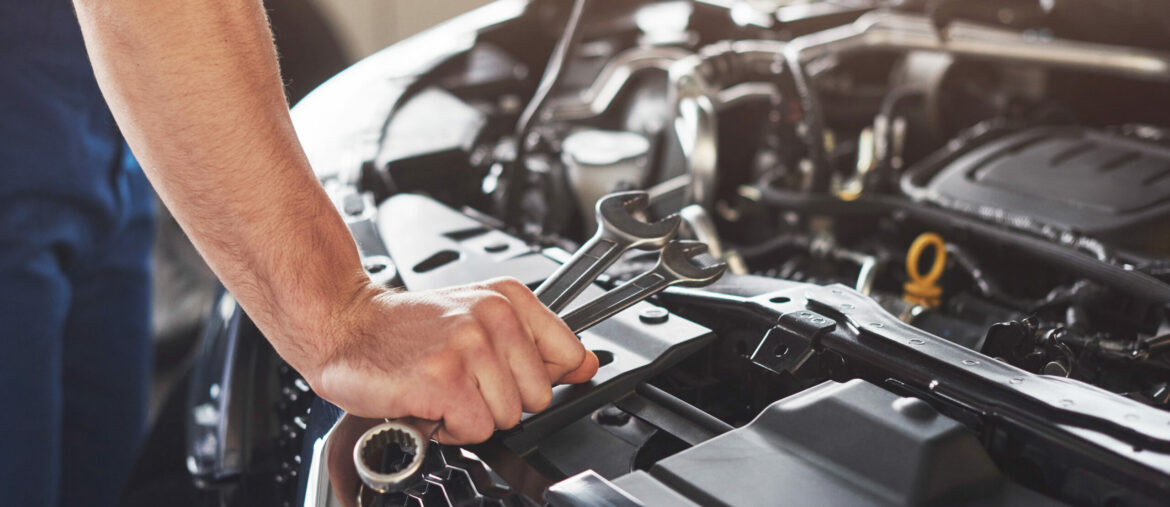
[183,1,1170,505]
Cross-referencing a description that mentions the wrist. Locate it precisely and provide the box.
[288,272,388,386]
[247,200,388,383]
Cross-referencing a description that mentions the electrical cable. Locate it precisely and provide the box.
[503,0,590,226]
[782,47,832,191]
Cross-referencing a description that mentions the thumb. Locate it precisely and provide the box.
[556,349,600,385]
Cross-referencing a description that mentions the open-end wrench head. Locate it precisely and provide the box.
[558,239,726,334]
[595,191,680,249]
[659,240,727,287]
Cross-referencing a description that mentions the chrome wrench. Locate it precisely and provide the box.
[534,191,680,313]
[562,240,726,333]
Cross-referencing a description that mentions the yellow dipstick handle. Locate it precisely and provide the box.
[903,232,946,307]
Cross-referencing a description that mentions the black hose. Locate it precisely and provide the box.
[1057,330,1149,363]
[783,50,832,192]
[735,234,813,261]
[503,0,590,225]
[945,242,1038,310]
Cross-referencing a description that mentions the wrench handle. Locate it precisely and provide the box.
[534,236,623,314]
[561,270,670,334]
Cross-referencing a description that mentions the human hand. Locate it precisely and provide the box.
[305,277,599,445]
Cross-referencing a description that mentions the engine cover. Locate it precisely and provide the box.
[550,380,1056,506]
[920,126,1170,253]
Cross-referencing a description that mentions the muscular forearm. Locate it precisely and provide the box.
[72,0,366,376]
[72,0,597,443]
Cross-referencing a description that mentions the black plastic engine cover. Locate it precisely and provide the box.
[921,126,1170,253]
[552,380,1060,506]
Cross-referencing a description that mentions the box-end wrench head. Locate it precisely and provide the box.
[535,191,680,313]
[561,240,726,334]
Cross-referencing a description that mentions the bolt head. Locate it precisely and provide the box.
[639,307,669,324]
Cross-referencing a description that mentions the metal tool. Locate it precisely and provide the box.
[534,191,680,314]
[562,240,726,333]
[352,418,446,496]
[353,420,428,495]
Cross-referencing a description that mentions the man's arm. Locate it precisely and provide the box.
[72,0,597,444]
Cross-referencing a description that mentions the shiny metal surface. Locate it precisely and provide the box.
[787,11,1170,82]
[561,240,726,333]
[534,191,680,313]
[353,421,428,494]
[668,40,785,210]
[678,204,723,260]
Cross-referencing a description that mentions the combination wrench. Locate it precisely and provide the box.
[561,240,725,333]
[534,191,680,313]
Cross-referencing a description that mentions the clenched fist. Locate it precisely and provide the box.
[306,277,599,444]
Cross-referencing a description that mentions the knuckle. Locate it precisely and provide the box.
[473,293,512,316]
[490,277,536,303]
[509,280,541,304]
[494,276,527,293]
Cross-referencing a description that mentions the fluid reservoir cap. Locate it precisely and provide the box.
[562,129,650,168]
[562,130,652,230]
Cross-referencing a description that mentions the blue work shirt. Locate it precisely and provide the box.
[1,0,143,224]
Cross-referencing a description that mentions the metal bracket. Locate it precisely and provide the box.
[751,310,836,374]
